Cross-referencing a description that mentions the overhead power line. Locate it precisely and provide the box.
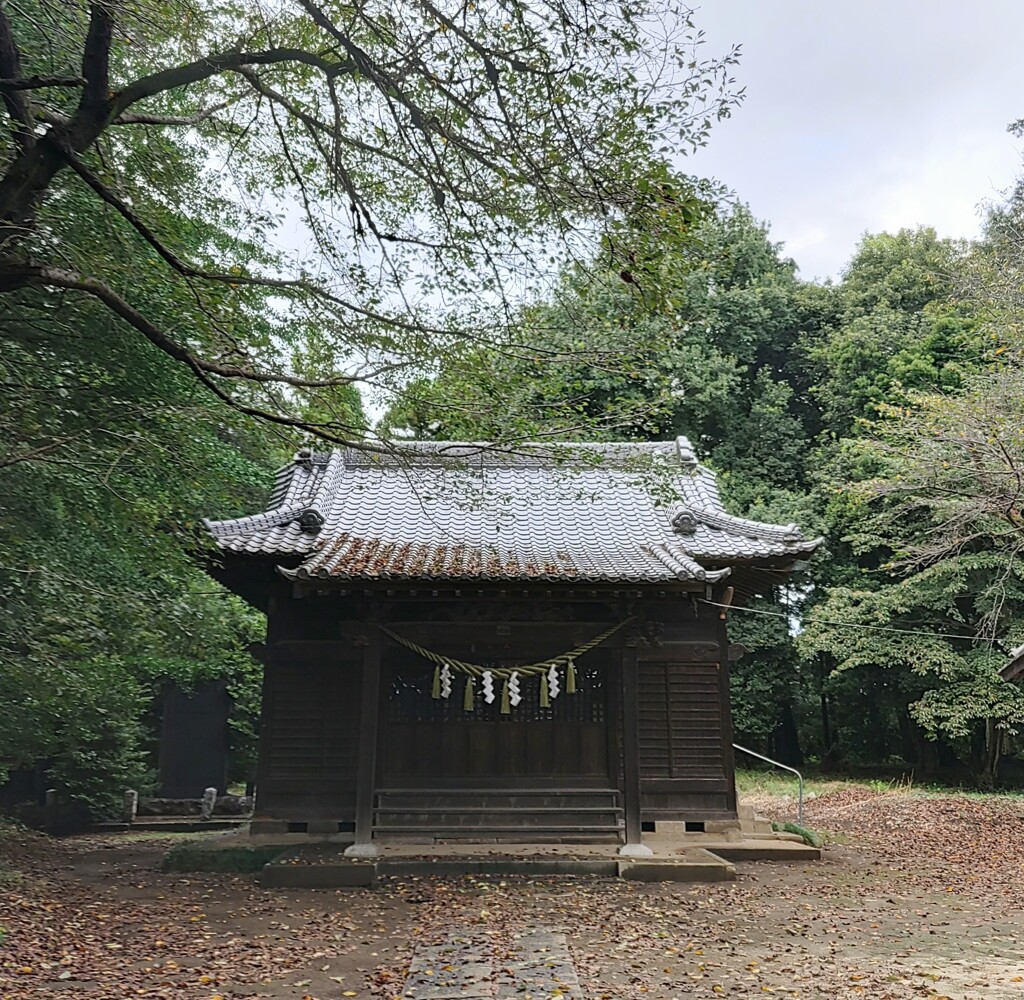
[699,599,997,645]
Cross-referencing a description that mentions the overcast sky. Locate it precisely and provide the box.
[685,1,1024,280]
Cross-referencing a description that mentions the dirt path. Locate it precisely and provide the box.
[2,790,1023,999]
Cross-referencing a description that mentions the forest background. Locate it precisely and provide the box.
[3,0,1024,820]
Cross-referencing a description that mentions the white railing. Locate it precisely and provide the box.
[733,743,804,825]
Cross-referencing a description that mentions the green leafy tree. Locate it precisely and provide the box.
[805,228,977,438]
[799,203,1024,782]
[384,201,831,756]
[0,0,742,814]
[0,62,294,817]
[0,0,741,442]
[386,203,823,485]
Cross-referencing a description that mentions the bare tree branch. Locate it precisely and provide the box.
[111,47,352,116]
[0,73,84,90]
[0,1,34,146]
[111,100,233,126]
[1,262,361,390]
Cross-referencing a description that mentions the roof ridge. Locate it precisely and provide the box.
[204,504,310,539]
[641,542,732,583]
[297,436,701,470]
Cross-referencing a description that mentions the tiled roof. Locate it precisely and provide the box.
[204,438,822,585]
[1001,644,1024,682]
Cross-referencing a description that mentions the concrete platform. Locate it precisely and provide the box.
[643,830,821,862]
[93,818,248,833]
[171,819,819,887]
[705,840,821,862]
[257,841,737,888]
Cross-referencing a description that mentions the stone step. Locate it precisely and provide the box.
[708,840,821,862]
[376,804,623,814]
[258,845,738,887]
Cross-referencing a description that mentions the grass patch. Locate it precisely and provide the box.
[162,843,286,874]
[735,768,871,798]
[772,821,823,848]
[736,765,1024,800]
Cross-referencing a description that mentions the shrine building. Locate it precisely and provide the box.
[204,438,820,856]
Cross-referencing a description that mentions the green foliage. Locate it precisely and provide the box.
[796,200,1024,782]
[0,0,742,809]
[0,16,290,816]
[729,596,799,747]
[385,166,1024,787]
[805,228,979,437]
[386,202,823,499]
[4,0,1024,801]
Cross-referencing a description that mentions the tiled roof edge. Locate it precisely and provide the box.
[204,504,308,538]
[206,449,346,542]
[678,504,817,546]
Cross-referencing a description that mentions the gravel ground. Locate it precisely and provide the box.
[1,788,1023,999]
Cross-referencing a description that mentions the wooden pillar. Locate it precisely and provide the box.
[344,638,381,858]
[619,644,652,856]
[716,598,739,814]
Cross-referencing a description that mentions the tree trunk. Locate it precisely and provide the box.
[896,704,917,764]
[0,117,110,250]
[772,700,803,767]
[819,688,832,751]
[0,2,116,245]
[908,717,939,779]
[976,718,1002,789]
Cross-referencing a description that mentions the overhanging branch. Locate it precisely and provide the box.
[112,47,351,116]
[1,262,356,390]
[0,74,85,91]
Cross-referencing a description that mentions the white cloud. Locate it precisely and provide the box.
[687,0,1024,278]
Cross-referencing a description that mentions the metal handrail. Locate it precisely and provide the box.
[733,743,804,825]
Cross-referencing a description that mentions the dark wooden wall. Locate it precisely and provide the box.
[252,585,737,827]
[636,608,737,820]
[254,633,362,820]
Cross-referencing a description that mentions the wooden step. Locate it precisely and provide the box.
[373,788,624,841]
[373,824,624,837]
[377,790,621,810]
[376,810,623,829]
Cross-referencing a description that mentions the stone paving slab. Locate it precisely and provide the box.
[404,933,495,999]
[495,930,581,1000]
[402,928,583,1000]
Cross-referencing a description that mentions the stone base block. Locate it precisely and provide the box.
[249,818,289,836]
[306,820,340,837]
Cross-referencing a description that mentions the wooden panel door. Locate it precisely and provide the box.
[379,651,613,788]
